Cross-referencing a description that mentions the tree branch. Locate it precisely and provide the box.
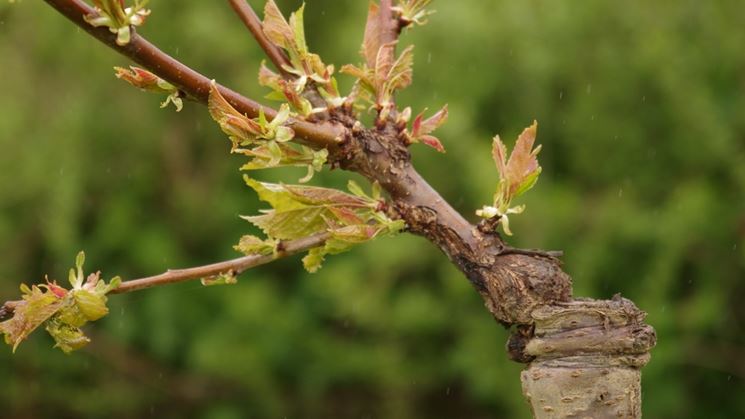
[21,4,656,416]
[111,232,330,294]
[227,0,292,77]
[378,0,398,46]
[43,0,345,150]
[226,0,327,109]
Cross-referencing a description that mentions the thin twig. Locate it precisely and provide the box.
[43,0,344,150]
[111,232,330,294]
[227,0,292,76]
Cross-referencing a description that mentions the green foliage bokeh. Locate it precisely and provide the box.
[0,1,744,418]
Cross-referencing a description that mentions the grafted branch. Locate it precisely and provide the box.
[43,0,345,150]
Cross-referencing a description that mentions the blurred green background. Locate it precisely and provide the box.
[1,1,744,418]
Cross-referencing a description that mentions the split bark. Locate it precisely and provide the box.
[511,296,656,418]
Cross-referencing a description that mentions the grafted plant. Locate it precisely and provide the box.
[0,1,656,417]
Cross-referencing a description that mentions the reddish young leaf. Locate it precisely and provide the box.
[419,135,445,153]
[504,121,541,197]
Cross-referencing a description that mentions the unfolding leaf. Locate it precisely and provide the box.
[72,289,109,322]
[408,105,448,152]
[85,0,151,46]
[282,184,372,207]
[362,2,382,68]
[504,121,542,198]
[208,82,261,143]
[0,251,120,353]
[45,318,90,354]
[235,235,277,256]
[412,105,448,138]
[491,135,508,180]
[239,143,327,183]
[201,271,238,287]
[302,247,327,273]
[261,1,341,108]
[346,36,415,117]
[258,61,284,91]
[209,82,295,148]
[241,178,404,272]
[263,0,295,51]
[0,284,64,352]
[289,4,308,57]
[419,135,445,153]
[244,206,329,240]
[383,44,414,96]
[477,121,542,236]
[242,179,370,239]
[327,206,365,226]
[244,177,308,211]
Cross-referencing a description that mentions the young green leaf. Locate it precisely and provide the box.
[201,271,238,287]
[239,143,327,183]
[241,177,403,272]
[0,284,65,352]
[208,82,313,181]
[234,235,278,256]
[242,177,372,240]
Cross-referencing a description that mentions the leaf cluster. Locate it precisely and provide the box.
[259,0,344,115]
[240,178,404,272]
[84,0,150,46]
[208,82,327,183]
[0,252,120,353]
[476,122,542,235]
